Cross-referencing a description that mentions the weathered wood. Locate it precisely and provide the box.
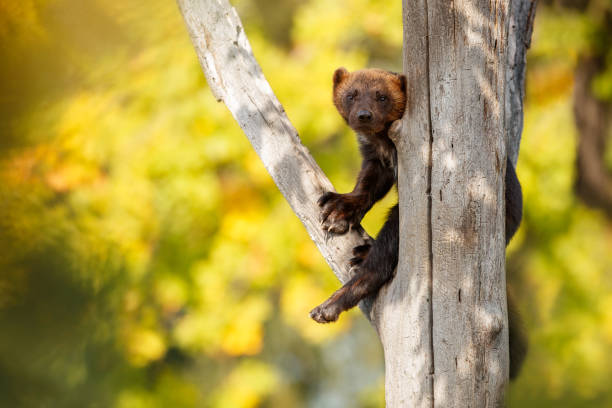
[506,0,537,165]
[176,0,373,314]
[379,0,534,406]
[428,0,509,403]
[374,1,434,406]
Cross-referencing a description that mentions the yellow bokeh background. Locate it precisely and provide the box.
[1,0,611,407]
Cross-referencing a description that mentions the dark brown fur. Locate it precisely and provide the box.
[310,67,527,379]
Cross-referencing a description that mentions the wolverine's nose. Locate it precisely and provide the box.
[357,110,372,122]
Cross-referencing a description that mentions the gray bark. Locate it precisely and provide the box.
[177,0,535,405]
[380,1,535,406]
[375,4,434,405]
[506,0,537,165]
[395,0,510,403]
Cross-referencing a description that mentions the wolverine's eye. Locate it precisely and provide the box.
[377,95,387,102]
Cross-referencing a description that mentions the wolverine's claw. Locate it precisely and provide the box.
[324,228,332,243]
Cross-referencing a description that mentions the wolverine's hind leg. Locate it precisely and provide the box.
[310,205,399,323]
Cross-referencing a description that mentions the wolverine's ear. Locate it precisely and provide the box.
[389,71,407,93]
[397,74,407,93]
[333,67,349,90]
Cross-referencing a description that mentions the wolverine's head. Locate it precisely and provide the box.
[332,67,407,136]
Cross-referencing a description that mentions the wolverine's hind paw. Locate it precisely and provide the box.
[309,301,342,323]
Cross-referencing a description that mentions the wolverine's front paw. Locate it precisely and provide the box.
[318,192,363,235]
[388,119,402,143]
[309,299,342,323]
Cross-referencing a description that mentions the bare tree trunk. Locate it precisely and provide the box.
[379,1,535,405]
[574,55,612,217]
[384,1,507,405]
[177,0,535,405]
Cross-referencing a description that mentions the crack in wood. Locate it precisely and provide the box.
[424,1,435,405]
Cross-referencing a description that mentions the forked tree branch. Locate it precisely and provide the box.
[176,0,375,317]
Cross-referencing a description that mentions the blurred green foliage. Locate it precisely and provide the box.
[0,0,611,407]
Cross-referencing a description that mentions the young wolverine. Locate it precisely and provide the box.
[309,67,527,379]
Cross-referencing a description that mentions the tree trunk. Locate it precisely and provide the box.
[574,55,612,217]
[177,0,535,405]
[381,1,512,405]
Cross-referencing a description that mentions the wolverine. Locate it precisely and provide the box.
[310,67,527,379]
